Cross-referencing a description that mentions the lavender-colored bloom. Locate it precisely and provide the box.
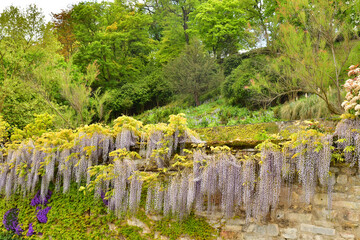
[3,208,20,233]
[31,190,52,206]
[26,223,35,236]
[36,206,51,223]
[15,224,23,236]
[100,191,109,206]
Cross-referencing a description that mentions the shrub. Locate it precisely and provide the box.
[222,55,269,108]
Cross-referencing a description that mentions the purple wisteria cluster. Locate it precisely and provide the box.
[2,208,24,236]
[30,190,52,224]
[3,208,20,233]
[36,206,52,223]
[30,190,53,206]
[26,223,35,237]
[100,191,109,206]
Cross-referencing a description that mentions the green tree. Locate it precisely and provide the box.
[144,0,200,64]
[253,0,360,113]
[245,0,278,48]
[165,40,223,106]
[189,0,252,61]
[71,1,153,88]
[0,5,62,128]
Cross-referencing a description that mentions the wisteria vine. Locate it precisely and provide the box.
[1,104,360,225]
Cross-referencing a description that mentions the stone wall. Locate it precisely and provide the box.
[196,164,359,240]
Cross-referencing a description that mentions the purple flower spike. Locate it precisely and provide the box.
[3,208,19,232]
[26,223,35,236]
[14,224,23,236]
[36,206,51,223]
[31,190,53,206]
[100,191,109,206]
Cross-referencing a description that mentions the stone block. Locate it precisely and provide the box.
[226,218,246,225]
[148,215,163,221]
[274,210,285,220]
[332,201,360,210]
[334,185,349,192]
[337,174,348,185]
[340,233,355,240]
[243,234,272,240]
[314,207,337,220]
[299,233,315,240]
[223,224,242,232]
[286,213,312,222]
[313,220,334,228]
[344,211,360,221]
[127,217,151,234]
[314,194,328,205]
[208,220,221,229]
[314,236,323,240]
[220,230,239,239]
[351,186,360,195]
[340,167,356,175]
[281,228,297,239]
[332,192,347,201]
[248,224,279,237]
[300,224,335,236]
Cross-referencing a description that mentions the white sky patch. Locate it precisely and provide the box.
[0,0,90,22]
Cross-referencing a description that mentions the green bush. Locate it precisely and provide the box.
[222,55,269,108]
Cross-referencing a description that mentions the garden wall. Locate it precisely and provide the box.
[192,164,359,240]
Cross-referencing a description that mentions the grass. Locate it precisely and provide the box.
[274,95,332,120]
[137,98,280,128]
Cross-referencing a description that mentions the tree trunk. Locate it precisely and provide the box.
[194,93,200,106]
[182,7,189,45]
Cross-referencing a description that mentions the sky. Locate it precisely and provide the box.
[0,0,86,22]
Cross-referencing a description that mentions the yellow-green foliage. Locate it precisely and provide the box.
[0,115,9,144]
[113,115,143,136]
[195,122,279,142]
[10,114,55,142]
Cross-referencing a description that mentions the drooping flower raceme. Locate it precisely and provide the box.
[342,65,360,115]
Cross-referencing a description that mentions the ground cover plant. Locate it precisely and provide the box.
[137,98,280,128]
